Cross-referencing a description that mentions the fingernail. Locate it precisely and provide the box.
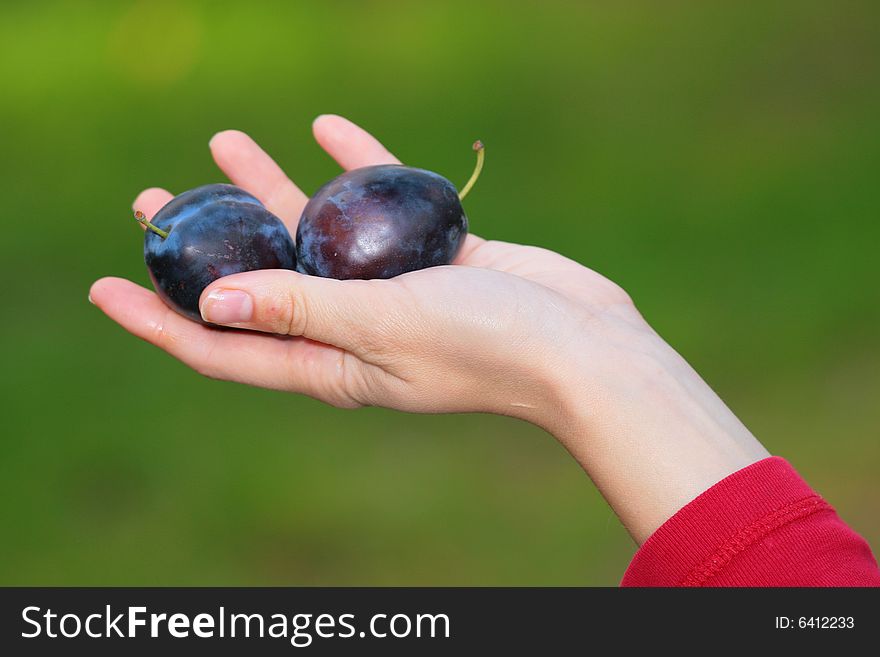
[87,293,94,305]
[200,289,253,324]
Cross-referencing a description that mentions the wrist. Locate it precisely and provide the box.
[538,311,769,543]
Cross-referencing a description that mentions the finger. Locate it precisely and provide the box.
[133,187,174,221]
[209,130,309,230]
[89,277,356,405]
[452,233,487,265]
[312,114,401,170]
[198,269,398,355]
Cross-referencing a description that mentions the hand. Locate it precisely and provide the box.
[90,115,636,415]
[90,115,768,543]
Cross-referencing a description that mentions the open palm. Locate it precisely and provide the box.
[91,115,637,413]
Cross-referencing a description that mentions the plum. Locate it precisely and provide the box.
[296,141,484,279]
[138,183,296,324]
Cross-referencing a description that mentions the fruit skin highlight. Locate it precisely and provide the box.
[141,184,296,324]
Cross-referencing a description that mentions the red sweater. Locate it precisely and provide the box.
[621,456,880,586]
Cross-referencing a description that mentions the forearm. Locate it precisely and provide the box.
[538,317,769,544]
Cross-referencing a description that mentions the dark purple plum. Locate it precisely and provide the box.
[296,141,484,280]
[140,183,296,324]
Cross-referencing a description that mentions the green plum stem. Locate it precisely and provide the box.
[135,210,169,239]
[458,140,484,202]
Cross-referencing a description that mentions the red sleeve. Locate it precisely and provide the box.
[621,456,880,586]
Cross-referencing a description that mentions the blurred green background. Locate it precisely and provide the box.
[1,0,878,585]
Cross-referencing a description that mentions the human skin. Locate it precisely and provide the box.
[90,114,769,544]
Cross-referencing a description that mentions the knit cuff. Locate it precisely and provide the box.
[620,456,831,586]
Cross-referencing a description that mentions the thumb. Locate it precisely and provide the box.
[199,269,394,351]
